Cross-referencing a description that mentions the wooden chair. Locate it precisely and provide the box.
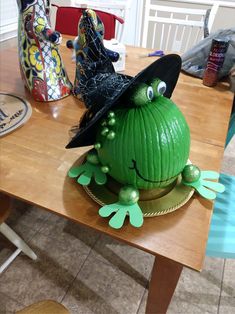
[16,300,69,314]
[71,0,133,42]
[51,4,124,41]
[0,193,37,274]
[142,0,219,53]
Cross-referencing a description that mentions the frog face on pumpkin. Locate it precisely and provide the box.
[127,79,167,107]
[95,79,190,190]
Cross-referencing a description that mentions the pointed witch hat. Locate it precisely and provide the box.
[66,9,182,149]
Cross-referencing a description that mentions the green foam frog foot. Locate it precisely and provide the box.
[68,162,106,185]
[99,203,144,229]
[99,186,143,229]
[68,150,107,186]
[182,165,225,200]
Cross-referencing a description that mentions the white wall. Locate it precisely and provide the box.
[0,0,18,42]
[1,0,234,45]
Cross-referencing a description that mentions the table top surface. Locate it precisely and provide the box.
[0,38,233,271]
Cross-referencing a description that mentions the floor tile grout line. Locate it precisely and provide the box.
[217,258,226,314]
[28,207,53,236]
[136,260,151,314]
[136,288,147,314]
[15,210,52,248]
[60,233,102,304]
[79,238,152,289]
[6,204,53,245]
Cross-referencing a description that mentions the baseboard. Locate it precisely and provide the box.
[0,23,18,42]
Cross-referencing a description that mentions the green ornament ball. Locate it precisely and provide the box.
[87,151,100,165]
[182,164,201,183]
[107,131,116,140]
[101,127,109,136]
[108,118,116,126]
[108,111,115,118]
[101,165,110,173]
[94,142,101,150]
[119,186,139,205]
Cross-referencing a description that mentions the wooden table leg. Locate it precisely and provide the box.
[146,255,183,314]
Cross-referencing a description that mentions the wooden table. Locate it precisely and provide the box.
[0,38,233,313]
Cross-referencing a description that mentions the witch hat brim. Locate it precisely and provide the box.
[66,54,182,148]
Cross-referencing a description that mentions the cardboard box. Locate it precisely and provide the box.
[104,39,126,72]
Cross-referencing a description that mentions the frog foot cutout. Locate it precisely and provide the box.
[68,150,107,186]
[182,165,225,200]
[99,186,144,229]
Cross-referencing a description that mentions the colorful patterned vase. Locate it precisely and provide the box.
[16,0,72,101]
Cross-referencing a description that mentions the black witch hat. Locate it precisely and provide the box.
[66,9,182,149]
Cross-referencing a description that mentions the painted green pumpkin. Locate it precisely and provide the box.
[95,79,190,189]
[69,78,223,229]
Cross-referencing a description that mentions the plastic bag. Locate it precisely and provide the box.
[181,28,235,79]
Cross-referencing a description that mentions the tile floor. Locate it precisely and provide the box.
[1,136,234,314]
[0,33,234,313]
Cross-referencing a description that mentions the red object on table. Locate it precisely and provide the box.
[52,5,124,40]
[203,38,229,87]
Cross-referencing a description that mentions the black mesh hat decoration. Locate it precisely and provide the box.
[66,9,182,149]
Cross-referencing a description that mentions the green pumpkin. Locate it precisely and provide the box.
[96,81,190,189]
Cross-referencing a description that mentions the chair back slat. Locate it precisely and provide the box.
[165,13,173,50]
[149,4,207,15]
[194,25,202,45]
[147,16,204,27]
[171,24,180,51]
[180,24,186,50]
[159,23,165,50]
[185,25,194,52]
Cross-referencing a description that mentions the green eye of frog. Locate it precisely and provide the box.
[128,79,167,107]
[151,79,166,96]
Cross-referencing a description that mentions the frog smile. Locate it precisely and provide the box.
[129,159,178,183]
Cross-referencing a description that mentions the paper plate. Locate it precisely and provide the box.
[0,93,32,136]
